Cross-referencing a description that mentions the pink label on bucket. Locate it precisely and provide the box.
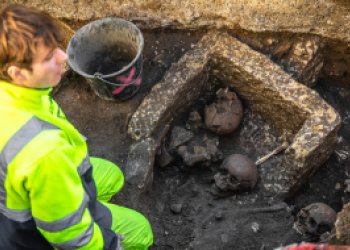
[112,67,141,95]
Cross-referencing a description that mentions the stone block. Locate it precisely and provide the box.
[128,31,340,198]
[238,32,325,87]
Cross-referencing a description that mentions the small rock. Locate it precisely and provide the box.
[220,233,229,243]
[251,222,260,233]
[178,145,211,167]
[193,145,207,154]
[205,137,223,162]
[156,144,174,167]
[334,149,350,163]
[215,211,224,221]
[169,126,194,150]
[186,110,202,130]
[156,200,165,213]
[170,203,183,214]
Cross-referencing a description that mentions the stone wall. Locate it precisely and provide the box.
[128,31,341,198]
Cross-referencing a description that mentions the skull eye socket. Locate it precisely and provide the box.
[297,214,306,224]
[229,175,238,183]
[308,217,317,228]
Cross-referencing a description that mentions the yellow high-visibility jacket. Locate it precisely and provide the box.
[0,80,119,249]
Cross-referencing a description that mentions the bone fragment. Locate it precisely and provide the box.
[255,141,289,166]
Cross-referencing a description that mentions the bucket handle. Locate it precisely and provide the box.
[94,72,139,87]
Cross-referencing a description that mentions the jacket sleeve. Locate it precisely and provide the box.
[26,134,112,250]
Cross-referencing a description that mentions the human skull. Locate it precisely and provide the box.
[213,154,257,192]
[294,202,336,238]
[204,88,243,135]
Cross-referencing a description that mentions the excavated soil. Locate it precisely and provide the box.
[54,29,348,250]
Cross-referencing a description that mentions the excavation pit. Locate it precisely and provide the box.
[55,29,342,250]
[128,31,340,199]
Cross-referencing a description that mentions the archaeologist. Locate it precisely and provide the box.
[0,4,153,250]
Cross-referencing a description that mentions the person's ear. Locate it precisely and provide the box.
[7,65,28,83]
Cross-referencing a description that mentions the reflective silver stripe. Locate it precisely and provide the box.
[0,203,31,222]
[34,193,89,232]
[0,117,58,166]
[77,156,91,176]
[0,168,5,203]
[0,117,59,222]
[51,220,94,250]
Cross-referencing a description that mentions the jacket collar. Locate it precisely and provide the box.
[0,80,52,109]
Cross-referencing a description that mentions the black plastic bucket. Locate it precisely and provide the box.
[67,17,144,101]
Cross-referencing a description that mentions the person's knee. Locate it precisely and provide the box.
[108,164,124,194]
[142,219,153,249]
[126,221,153,250]
[122,213,153,249]
[91,157,124,201]
[103,202,153,249]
